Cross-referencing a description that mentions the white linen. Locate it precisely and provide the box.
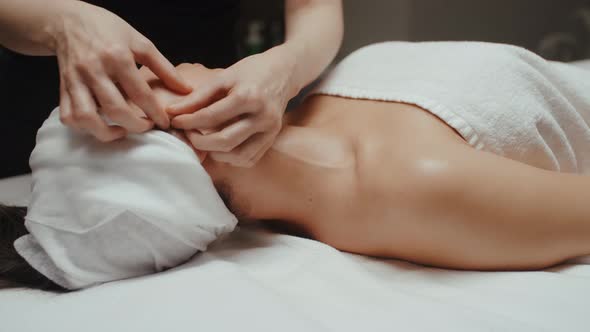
[14,110,237,290]
[313,42,590,173]
[2,174,590,331]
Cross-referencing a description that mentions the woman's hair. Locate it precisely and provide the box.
[0,204,63,291]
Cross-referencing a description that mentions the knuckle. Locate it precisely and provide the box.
[72,110,93,123]
[98,104,115,116]
[217,79,233,93]
[88,53,102,65]
[234,90,248,102]
[135,38,155,54]
[101,105,123,117]
[234,87,260,103]
[246,88,263,104]
[59,113,74,126]
[72,110,95,123]
[73,61,87,74]
[190,63,204,69]
[62,71,77,90]
[75,70,97,83]
[200,109,218,126]
[101,45,129,61]
[176,63,194,71]
[217,133,236,152]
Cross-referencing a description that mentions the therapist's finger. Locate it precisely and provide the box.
[132,39,193,94]
[75,56,149,133]
[84,73,153,134]
[58,77,75,127]
[185,118,260,153]
[113,58,168,129]
[171,94,246,130]
[80,63,152,133]
[167,77,231,116]
[68,83,126,142]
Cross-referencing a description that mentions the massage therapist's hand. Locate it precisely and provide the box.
[36,1,191,142]
[167,47,299,167]
[165,0,344,167]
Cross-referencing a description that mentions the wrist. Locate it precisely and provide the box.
[37,17,60,54]
[265,42,305,99]
[37,0,82,53]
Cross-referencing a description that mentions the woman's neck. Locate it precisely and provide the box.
[203,125,356,225]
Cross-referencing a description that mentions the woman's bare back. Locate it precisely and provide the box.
[282,95,472,255]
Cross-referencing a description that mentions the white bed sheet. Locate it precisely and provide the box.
[1,174,590,332]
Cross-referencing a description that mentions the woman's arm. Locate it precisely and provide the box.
[374,143,590,271]
[0,0,64,55]
[281,0,344,96]
[0,0,191,142]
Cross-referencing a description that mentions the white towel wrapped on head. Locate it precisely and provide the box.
[313,42,590,173]
[14,110,237,290]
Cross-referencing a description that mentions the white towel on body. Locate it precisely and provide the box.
[313,42,590,173]
[14,110,237,290]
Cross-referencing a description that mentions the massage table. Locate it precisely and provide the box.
[2,61,590,332]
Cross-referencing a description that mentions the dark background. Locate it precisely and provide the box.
[2,0,590,179]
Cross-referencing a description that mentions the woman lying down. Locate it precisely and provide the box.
[2,42,590,291]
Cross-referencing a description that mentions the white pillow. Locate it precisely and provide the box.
[14,109,237,290]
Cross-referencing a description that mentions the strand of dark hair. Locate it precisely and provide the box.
[0,204,64,291]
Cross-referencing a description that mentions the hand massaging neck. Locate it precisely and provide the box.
[203,124,357,227]
[147,63,360,228]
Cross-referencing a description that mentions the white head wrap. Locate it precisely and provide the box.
[14,109,237,289]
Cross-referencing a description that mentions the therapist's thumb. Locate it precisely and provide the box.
[132,39,193,94]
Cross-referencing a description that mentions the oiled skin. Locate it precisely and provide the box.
[150,64,590,271]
